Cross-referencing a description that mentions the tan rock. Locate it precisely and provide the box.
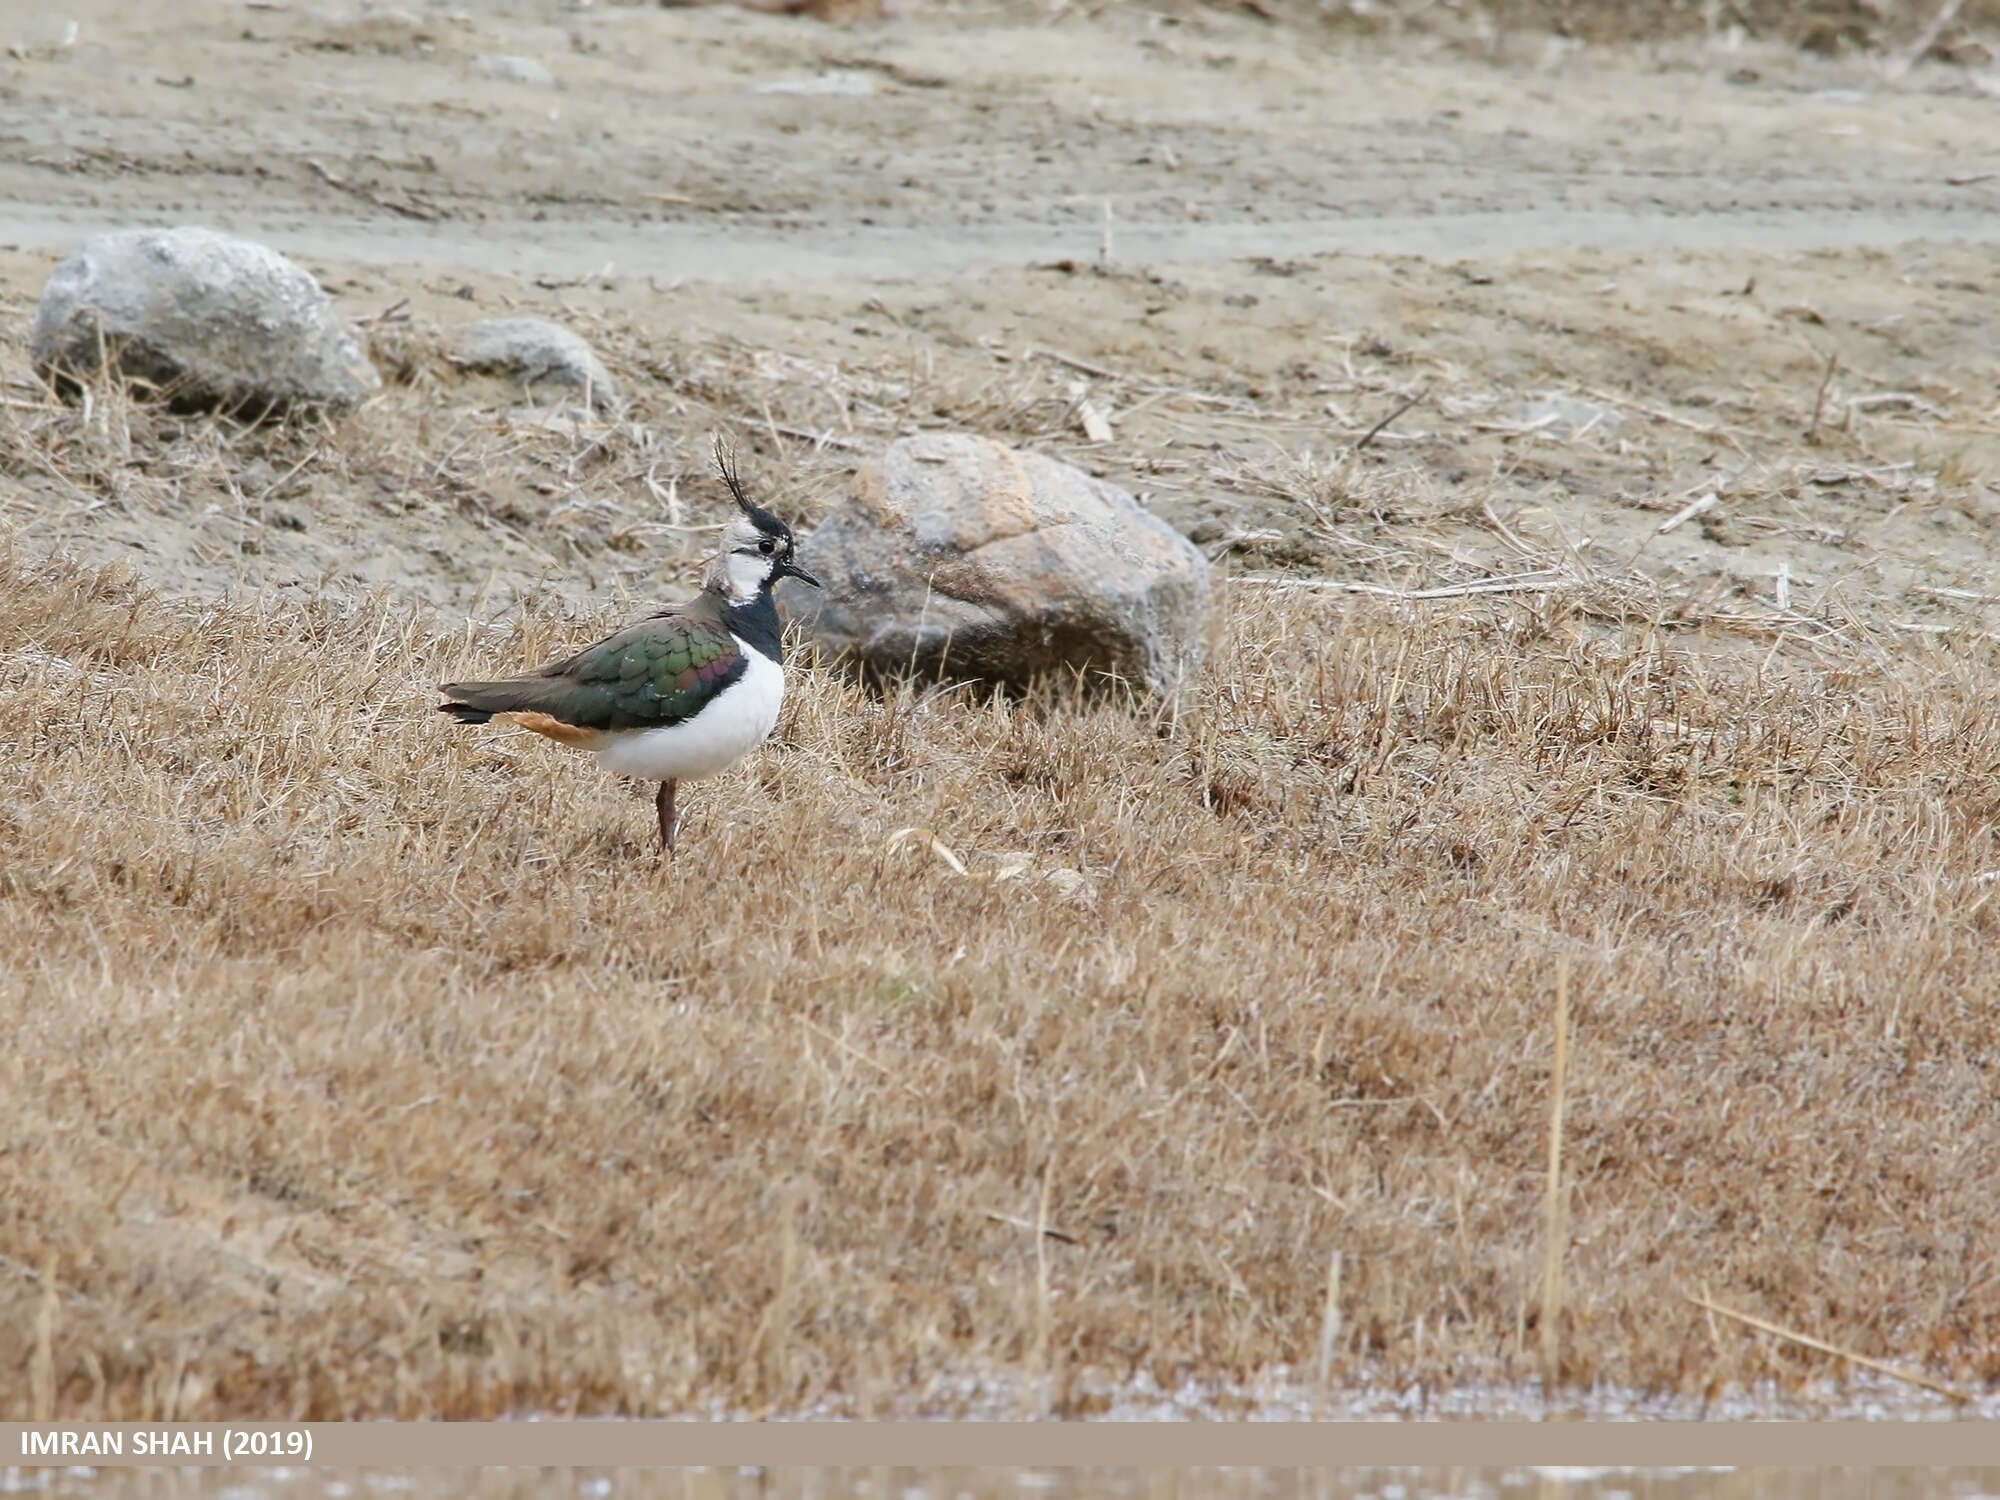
[789,432,1210,696]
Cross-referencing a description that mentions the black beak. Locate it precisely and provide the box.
[778,559,822,588]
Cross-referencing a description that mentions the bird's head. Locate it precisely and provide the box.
[709,440,821,604]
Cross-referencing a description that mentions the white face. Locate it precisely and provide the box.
[718,515,787,604]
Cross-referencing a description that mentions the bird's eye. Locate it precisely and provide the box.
[758,538,776,555]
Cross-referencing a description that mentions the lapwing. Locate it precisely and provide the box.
[438,442,820,853]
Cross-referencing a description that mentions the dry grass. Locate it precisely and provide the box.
[6,531,2000,1418]
[4,232,2000,1419]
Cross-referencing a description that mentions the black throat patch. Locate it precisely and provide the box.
[725,585,785,664]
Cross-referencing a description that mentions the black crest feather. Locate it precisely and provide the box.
[713,437,791,541]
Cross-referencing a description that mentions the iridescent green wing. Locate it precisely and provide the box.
[528,607,745,732]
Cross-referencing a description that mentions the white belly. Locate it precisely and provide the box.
[592,643,784,782]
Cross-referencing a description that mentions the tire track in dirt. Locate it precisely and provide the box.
[4,199,2000,285]
[4,0,1999,282]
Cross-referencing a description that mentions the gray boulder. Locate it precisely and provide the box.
[450,317,621,414]
[791,432,1211,695]
[31,226,380,413]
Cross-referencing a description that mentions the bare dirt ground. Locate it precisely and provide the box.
[5,0,2000,1424]
[8,0,2000,629]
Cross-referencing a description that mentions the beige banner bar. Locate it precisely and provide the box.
[5,1422,2000,1466]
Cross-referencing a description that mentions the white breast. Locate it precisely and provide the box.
[592,642,785,783]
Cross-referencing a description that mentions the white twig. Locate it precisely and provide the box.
[1658,493,1719,535]
[1240,570,1573,600]
[1884,0,1966,80]
[1030,347,1122,381]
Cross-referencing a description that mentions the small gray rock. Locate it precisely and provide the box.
[31,226,381,413]
[791,432,1211,696]
[476,54,556,86]
[450,316,622,414]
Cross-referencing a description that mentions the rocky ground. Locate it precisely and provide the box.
[4,0,2000,640]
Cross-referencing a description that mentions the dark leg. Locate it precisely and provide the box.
[655,779,679,853]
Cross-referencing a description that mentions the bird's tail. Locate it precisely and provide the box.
[438,679,538,725]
